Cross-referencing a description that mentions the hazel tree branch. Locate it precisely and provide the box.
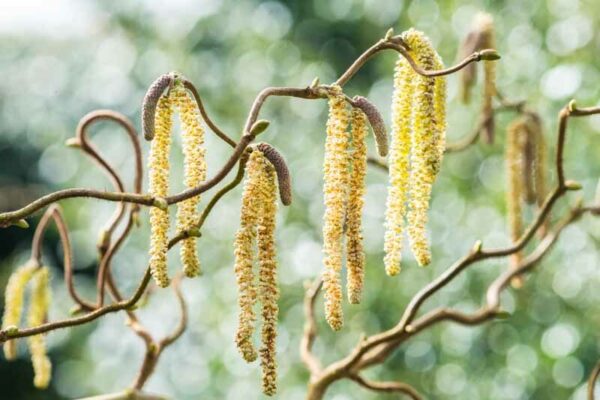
[300,278,323,376]
[589,359,600,400]
[302,101,600,399]
[348,374,422,400]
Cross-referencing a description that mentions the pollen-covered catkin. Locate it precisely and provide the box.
[506,119,526,286]
[384,55,414,276]
[404,29,446,267]
[27,267,52,389]
[234,151,263,363]
[322,85,350,331]
[346,108,368,304]
[173,85,207,278]
[2,262,37,360]
[148,93,174,288]
[256,156,279,396]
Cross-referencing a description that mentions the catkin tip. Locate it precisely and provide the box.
[352,96,389,157]
[142,74,174,141]
[256,143,292,206]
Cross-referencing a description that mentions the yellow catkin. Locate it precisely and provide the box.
[2,262,37,360]
[506,119,526,287]
[404,29,446,267]
[346,108,368,304]
[256,156,279,396]
[479,13,497,144]
[384,55,414,276]
[173,85,207,278]
[234,151,263,363]
[148,94,174,288]
[322,85,350,331]
[27,267,52,389]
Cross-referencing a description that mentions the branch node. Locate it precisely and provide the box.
[13,219,29,229]
[568,99,577,113]
[152,197,168,211]
[310,77,320,88]
[384,27,394,40]
[471,240,483,254]
[565,180,583,191]
[478,49,501,61]
[69,305,83,316]
[65,138,82,148]
[249,119,271,136]
[4,325,19,337]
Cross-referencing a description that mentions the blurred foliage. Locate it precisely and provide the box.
[1,0,600,399]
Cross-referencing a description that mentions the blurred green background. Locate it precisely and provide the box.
[1,0,599,399]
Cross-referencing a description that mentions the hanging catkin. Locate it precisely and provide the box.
[506,118,527,286]
[173,85,207,278]
[233,148,282,395]
[321,85,350,331]
[2,262,37,359]
[346,108,368,304]
[384,29,447,274]
[384,53,414,277]
[405,29,446,267]
[256,154,279,396]
[148,93,174,288]
[234,151,262,363]
[27,267,52,389]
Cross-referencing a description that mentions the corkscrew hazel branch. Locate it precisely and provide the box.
[0,30,493,230]
[589,359,600,400]
[0,155,251,343]
[33,205,96,311]
[301,101,600,399]
[182,78,236,147]
[69,109,144,306]
[349,374,422,400]
[0,28,503,397]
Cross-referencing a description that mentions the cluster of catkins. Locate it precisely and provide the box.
[459,12,497,143]
[233,143,291,396]
[2,262,52,389]
[143,73,207,288]
[319,29,447,331]
[505,113,547,287]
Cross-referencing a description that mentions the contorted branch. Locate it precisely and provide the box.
[0,28,500,397]
[0,34,487,228]
[301,101,600,399]
[349,374,422,400]
[589,359,600,400]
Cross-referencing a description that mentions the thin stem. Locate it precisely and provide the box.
[349,374,422,400]
[183,80,236,147]
[589,359,600,400]
[300,278,323,376]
